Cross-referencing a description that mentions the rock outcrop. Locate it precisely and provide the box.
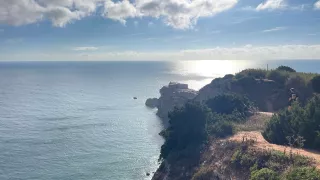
[195,75,287,112]
[146,82,198,120]
[145,98,159,108]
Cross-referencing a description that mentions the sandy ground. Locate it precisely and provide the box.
[227,131,320,169]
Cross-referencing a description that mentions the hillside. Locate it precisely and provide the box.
[151,66,320,180]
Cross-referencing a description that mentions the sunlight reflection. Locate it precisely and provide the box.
[169,60,266,90]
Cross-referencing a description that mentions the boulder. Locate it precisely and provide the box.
[145,98,159,108]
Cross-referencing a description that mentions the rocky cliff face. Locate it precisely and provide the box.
[195,75,289,112]
[146,82,198,120]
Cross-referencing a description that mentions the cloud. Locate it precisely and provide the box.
[73,46,98,51]
[256,0,286,11]
[137,0,238,29]
[5,44,320,61]
[262,26,286,33]
[0,0,100,27]
[315,1,320,9]
[103,0,138,24]
[0,0,238,29]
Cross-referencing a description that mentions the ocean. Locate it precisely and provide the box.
[0,60,319,180]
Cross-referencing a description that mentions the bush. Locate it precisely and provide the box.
[250,168,279,180]
[267,70,289,85]
[192,167,218,180]
[209,119,233,138]
[311,75,320,93]
[160,102,212,160]
[206,94,254,115]
[263,95,320,150]
[276,66,296,73]
[236,76,256,86]
[285,167,320,180]
[235,69,267,79]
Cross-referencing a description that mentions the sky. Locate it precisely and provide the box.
[0,0,320,61]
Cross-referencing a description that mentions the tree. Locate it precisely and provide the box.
[206,94,253,115]
[276,66,296,73]
[311,75,320,93]
[160,102,212,160]
[263,95,320,150]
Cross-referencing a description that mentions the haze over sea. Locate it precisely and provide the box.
[0,60,320,180]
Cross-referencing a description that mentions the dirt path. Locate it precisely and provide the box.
[257,112,274,116]
[227,131,320,169]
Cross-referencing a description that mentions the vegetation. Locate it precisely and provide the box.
[284,167,320,180]
[250,168,279,180]
[263,95,320,150]
[235,68,267,79]
[160,102,211,160]
[191,167,217,180]
[234,66,317,86]
[160,94,256,161]
[206,94,254,116]
[311,75,320,93]
[157,66,320,180]
[231,145,314,180]
[267,70,289,85]
[276,65,296,73]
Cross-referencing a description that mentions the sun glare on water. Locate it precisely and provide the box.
[170,60,258,90]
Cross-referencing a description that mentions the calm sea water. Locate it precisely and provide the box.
[0,60,319,180]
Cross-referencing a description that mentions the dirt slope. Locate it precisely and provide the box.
[227,131,320,169]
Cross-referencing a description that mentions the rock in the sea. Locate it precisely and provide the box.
[145,98,159,108]
[146,172,150,176]
[150,82,198,120]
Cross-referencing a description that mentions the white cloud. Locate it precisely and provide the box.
[0,0,238,29]
[5,44,320,61]
[256,0,286,11]
[315,1,320,9]
[0,0,100,27]
[103,0,138,24]
[73,46,99,51]
[137,0,238,29]
[262,26,286,33]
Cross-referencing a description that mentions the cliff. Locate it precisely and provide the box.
[146,82,198,121]
[150,68,318,180]
[195,75,286,112]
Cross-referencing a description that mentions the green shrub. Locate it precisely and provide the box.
[250,168,279,180]
[192,167,217,180]
[206,94,254,115]
[267,70,289,85]
[160,102,212,160]
[209,120,233,138]
[235,69,267,79]
[263,95,320,150]
[276,66,296,72]
[237,76,256,86]
[311,75,320,93]
[285,167,320,180]
[223,74,234,79]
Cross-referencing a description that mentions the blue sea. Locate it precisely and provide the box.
[0,60,319,180]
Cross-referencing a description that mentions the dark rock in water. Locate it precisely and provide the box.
[146,172,150,176]
[133,97,137,100]
[145,98,159,108]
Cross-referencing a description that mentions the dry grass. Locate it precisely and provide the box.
[234,113,272,132]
